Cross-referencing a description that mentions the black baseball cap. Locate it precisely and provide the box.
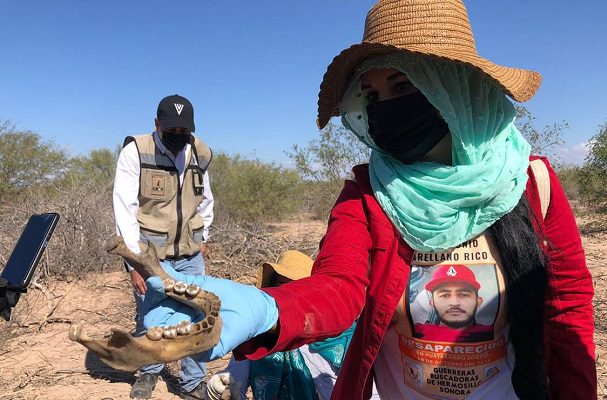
[156,94,195,132]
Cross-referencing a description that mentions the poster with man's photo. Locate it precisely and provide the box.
[395,235,511,399]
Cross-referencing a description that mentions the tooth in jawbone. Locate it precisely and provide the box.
[163,278,175,292]
[70,236,222,372]
[173,281,187,295]
[163,326,178,339]
[146,327,164,341]
[176,321,192,335]
[186,284,200,297]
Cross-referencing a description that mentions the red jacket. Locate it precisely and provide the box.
[236,157,596,400]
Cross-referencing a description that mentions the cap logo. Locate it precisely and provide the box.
[174,103,184,115]
[447,266,457,277]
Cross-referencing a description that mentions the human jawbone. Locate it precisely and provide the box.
[68,236,221,372]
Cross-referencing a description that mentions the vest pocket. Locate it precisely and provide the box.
[188,214,206,244]
[141,169,176,201]
[138,214,170,248]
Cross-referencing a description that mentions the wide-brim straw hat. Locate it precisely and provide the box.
[317,0,542,129]
[256,250,314,288]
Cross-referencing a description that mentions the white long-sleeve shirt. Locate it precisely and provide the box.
[113,131,214,267]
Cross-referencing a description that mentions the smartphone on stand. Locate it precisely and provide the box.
[0,213,60,320]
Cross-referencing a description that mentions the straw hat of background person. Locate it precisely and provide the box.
[316,0,542,129]
[256,250,314,288]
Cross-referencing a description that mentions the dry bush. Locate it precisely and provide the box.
[211,153,304,222]
[555,165,582,201]
[575,203,607,236]
[298,181,342,220]
[0,176,117,350]
[205,216,320,282]
[0,178,118,284]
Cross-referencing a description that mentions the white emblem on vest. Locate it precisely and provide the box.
[447,266,457,276]
[174,103,184,115]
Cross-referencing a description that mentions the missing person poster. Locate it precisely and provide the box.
[395,234,511,399]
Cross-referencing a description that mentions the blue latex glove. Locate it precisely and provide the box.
[142,278,205,328]
[143,265,279,361]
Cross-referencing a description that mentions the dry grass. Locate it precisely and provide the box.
[578,212,607,398]
[205,215,324,281]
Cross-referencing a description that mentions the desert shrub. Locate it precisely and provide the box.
[298,180,341,221]
[0,138,121,281]
[0,122,70,199]
[63,147,119,186]
[578,122,607,211]
[205,218,323,281]
[205,154,315,279]
[555,164,582,201]
[209,152,304,222]
[0,177,117,283]
[205,220,292,280]
[515,106,567,165]
[287,122,370,219]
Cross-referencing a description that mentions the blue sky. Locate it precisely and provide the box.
[1,1,605,165]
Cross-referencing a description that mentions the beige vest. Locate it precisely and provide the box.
[125,133,212,259]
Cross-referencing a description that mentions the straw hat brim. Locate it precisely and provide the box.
[256,250,314,288]
[317,42,542,129]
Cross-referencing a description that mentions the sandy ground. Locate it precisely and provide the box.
[0,217,604,400]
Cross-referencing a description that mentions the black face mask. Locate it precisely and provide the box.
[160,130,191,155]
[366,91,450,164]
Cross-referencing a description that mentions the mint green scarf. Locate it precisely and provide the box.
[341,53,530,252]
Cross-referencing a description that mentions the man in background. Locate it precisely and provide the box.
[113,94,214,399]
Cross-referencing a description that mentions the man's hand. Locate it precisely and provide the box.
[200,242,207,257]
[130,270,147,295]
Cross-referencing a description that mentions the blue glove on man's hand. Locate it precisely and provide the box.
[143,265,279,361]
[142,278,204,329]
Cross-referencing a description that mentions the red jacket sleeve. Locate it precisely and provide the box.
[530,158,597,399]
[234,179,373,360]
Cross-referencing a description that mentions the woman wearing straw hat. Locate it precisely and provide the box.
[144,1,596,399]
[205,251,378,400]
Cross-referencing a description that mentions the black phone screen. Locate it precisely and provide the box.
[1,213,59,291]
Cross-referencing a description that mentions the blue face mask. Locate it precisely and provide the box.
[161,130,191,154]
[366,92,449,164]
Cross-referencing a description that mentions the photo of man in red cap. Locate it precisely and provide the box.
[414,264,494,343]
